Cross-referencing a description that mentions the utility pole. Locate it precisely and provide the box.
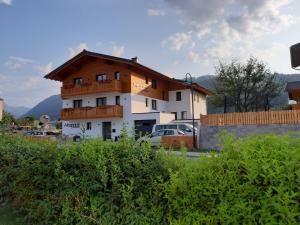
[185,73,196,149]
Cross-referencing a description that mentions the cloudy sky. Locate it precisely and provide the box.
[1,0,300,107]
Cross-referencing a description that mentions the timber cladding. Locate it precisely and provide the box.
[200,110,300,126]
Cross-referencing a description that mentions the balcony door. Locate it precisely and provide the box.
[102,122,111,140]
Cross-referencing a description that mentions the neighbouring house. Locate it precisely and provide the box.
[285,81,300,110]
[44,50,212,140]
[0,98,3,121]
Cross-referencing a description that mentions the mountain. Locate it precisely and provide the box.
[22,95,62,121]
[4,104,30,118]
[196,73,300,114]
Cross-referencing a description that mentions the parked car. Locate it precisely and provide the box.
[152,123,197,136]
[25,130,47,137]
[137,129,185,147]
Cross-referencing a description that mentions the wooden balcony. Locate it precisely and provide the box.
[61,105,123,120]
[61,80,122,98]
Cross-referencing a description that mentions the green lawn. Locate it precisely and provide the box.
[0,206,17,225]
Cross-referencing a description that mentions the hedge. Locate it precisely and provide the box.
[0,132,299,224]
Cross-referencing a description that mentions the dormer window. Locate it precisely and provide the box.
[115,72,121,80]
[96,74,107,82]
[73,78,82,85]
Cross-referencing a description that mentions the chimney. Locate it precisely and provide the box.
[131,57,138,63]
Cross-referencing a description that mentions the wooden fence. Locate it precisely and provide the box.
[200,110,300,126]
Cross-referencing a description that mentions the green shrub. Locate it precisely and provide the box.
[166,133,300,224]
[1,132,300,224]
[0,134,175,225]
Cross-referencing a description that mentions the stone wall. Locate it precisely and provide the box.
[199,124,300,150]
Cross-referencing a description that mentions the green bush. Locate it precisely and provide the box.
[0,134,175,225]
[0,132,300,224]
[166,133,300,224]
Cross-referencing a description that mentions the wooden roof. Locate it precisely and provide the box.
[44,50,213,96]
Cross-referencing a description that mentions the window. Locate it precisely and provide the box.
[96,74,107,82]
[181,111,187,120]
[145,98,148,107]
[115,96,120,105]
[179,124,192,133]
[115,72,121,80]
[73,78,82,85]
[164,130,175,136]
[73,100,82,108]
[145,76,149,84]
[151,99,157,110]
[197,94,200,103]
[86,122,92,130]
[96,97,107,106]
[151,79,157,89]
[176,91,181,101]
[171,112,177,120]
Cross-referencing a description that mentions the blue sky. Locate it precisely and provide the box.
[1,0,300,107]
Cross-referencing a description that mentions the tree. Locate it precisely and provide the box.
[0,111,17,128]
[212,57,284,112]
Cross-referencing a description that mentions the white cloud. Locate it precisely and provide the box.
[162,0,298,70]
[0,0,12,5]
[4,56,33,69]
[69,43,88,58]
[0,74,60,108]
[147,9,165,17]
[112,45,125,57]
[35,62,53,75]
[164,32,195,51]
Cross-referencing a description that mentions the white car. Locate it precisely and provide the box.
[152,123,197,136]
[137,129,185,147]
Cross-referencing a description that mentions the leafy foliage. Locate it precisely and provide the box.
[0,132,300,224]
[213,57,284,112]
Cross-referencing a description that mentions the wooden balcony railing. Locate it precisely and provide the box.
[201,110,300,126]
[61,80,123,98]
[61,105,123,120]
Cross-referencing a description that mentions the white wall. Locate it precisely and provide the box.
[168,89,207,120]
[130,93,168,113]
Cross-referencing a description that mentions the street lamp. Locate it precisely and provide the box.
[185,73,196,149]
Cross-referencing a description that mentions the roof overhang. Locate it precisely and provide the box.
[44,50,213,96]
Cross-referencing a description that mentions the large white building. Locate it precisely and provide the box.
[45,50,212,140]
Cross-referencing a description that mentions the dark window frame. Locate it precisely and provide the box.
[86,122,92,130]
[96,97,107,107]
[145,98,149,107]
[176,91,182,101]
[73,99,82,108]
[115,72,121,80]
[115,96,120,105]
[152,99,157,110]
[96,74,107,82]
[145,76,149,84]
[171,112,177,120]
[181,111,187,120]
[73,77,82,85]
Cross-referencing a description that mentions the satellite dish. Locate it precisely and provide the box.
[40,115,50,124]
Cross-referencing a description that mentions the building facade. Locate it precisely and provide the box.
[45,50,212,140]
